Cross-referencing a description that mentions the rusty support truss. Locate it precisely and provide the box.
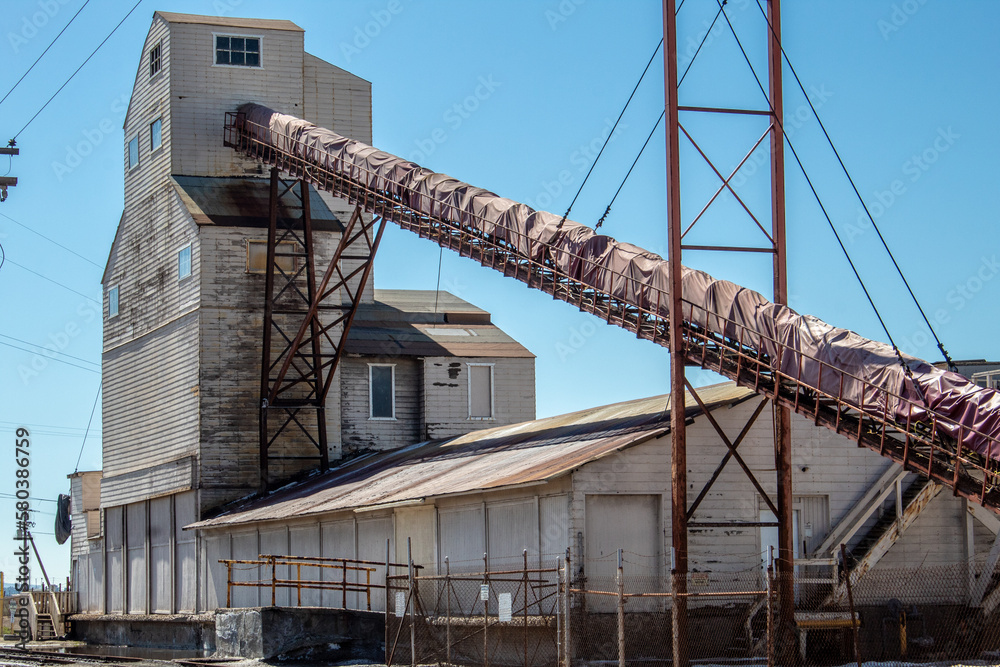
[258,168,384,491]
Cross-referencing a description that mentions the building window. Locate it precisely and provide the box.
[468,363,494,419]
[369,364,395,419]
[214,34,261,67]
[178,245,191,280]
[149,42,161,78]
[108,286,119,318]
[246,239,296,274]
[150,118,162,152]
[128,135,139,170]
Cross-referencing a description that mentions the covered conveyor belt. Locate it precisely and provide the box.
[224,103,1000,513]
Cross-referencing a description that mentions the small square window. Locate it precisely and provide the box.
[468,363,494,419]
[215,34,261,68]
[178,245,191,280]
[246,239,296,274]
[149,42,161,78]
[369,364,395,419]
[108,286,119,318]
[128,135,139,170]
[150,118,162,152]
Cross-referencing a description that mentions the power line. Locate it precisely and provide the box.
[0,493,58,504]
[597,111,664,228]
[715,1,914,379]
[0,339,100,374]
[0,332,100,367]
[561,38,663,222]
[0,211,103,268]
[0,0,93,109]
[12,0,144,140]
[74,381,102,473]
[4,257,100,304]
[750,0,954,371]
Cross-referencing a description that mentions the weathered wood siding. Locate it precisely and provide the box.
[422,356,535,439]
[340,355,422,455]
[167,20,304,177]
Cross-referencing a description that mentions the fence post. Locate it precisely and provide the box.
[445,556,452,666]
[226,561,232,609]
[617,549,625,667]
[766,547,775,667]
[408,537,415,667]
[564,548,572,667]
[342,559,348,609]
[556,558,562,667]
[484,551,490,667]
[297,562,302,607]
[524,549,529,667]
[271,556,277,607]
[384,539,391,667]
[840,544,863,667]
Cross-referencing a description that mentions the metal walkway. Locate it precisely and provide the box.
[223,111,1000,514]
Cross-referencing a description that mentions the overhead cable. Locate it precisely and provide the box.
[751,0,955,371]
[0,0,93,109]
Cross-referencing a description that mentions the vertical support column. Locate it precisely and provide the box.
[662,1,688,666]
[299,180,329,472]
[259,168,279,492]
[767,0,796,652]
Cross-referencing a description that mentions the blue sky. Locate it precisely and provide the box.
[0,0,997,580]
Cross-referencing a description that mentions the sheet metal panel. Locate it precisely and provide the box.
[150,496,172,613]
[230,530,260,608]
[105,506,124,613]
[357,516,392,612]
[585,494,661,612]
[259,527,290,606]
[204,534,230,611]
[320,519,356,608]
[438,504,484,574]
[126,502,147,614]
[175,491,198,612]
[290,524,322,606]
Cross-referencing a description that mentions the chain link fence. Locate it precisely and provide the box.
[386,547,1000,666]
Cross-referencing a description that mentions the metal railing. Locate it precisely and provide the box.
[219,553,410,609]
[223,111,1000,512]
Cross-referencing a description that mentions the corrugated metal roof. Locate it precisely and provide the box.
[171,176,341,231]
[189,382,755,530]
[155,12,304,32]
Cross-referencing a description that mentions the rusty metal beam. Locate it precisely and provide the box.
[685,388,775,519]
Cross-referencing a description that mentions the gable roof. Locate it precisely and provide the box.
[154,12,303,32]
[188,382,755,530]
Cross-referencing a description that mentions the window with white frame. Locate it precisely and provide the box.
[128,135,139,170]
[150,118,162,152]
[369,364,395,419]
[214,34,261,67]
[108,285,119,318]
[177,245,191,280]
[149,42,161,78]
[468,363,494,419]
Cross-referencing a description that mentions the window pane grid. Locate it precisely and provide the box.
[215,35,260,67]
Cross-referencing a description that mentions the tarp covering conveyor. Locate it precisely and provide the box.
[233,103,1000,471]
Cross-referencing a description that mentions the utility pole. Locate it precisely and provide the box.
[0,141,19,202]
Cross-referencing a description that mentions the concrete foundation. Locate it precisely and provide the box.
[69,614,216,652]
[214,607,384,660]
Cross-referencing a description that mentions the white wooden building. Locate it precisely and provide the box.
[72,12,535,618]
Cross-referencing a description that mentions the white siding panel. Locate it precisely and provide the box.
[357,516,392,611]
[175,491,198,612]
[320,518,356,608]
[439,505,485,574]
[290,524,322,606]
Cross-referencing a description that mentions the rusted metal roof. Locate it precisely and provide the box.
[171,176,341,231]
[189,382,755,530]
